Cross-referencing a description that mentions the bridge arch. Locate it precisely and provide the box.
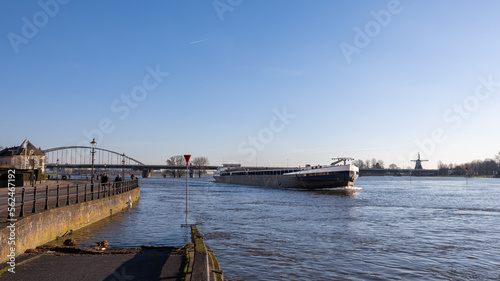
[42,146,145,166]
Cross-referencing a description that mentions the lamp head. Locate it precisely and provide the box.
[90,138,97,149]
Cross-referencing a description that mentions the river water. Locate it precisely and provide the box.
[54,176,500,280]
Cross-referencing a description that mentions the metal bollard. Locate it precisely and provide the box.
[97,184,100,199]
[7,210,12,222]
[56,185,60,208]
[32,186,37,213]
[66,184,70,205]
[84,184,87,202]
[76,184,79,204]
[45,186,49,210]
[20,188,25,217]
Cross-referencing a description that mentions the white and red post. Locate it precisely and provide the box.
[183,155,191,225]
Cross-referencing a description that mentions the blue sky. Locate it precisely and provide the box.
[1,0,500,168]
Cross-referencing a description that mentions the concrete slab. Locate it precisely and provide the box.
[0,247,185,281]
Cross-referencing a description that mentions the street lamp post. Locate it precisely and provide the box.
[122,153,125,179]
[30,151,35,187]
[56,158,59,183]
[90,138,97,200]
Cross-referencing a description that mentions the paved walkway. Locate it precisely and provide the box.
[0,180,134,220]
[0,179,76,193]
[0,247,185,281]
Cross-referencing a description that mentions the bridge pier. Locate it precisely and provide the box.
[142,169,152,178]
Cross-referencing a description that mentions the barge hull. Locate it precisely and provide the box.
[213,173,353,189]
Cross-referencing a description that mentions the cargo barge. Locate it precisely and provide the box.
[213,158,359,189]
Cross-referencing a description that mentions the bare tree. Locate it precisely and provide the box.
[496,151,500,163]
[377,160,385,169]
[192,156,210,177]
[166,155,186,177]
[437,160,448,176]
[353,159,365,169]
[388,163,398,169]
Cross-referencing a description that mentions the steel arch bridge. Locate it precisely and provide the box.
[43,146,145,166]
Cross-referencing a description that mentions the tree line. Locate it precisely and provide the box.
[353,158,387,169]
[353,151,500,176]
[437,151,500,176]
[165,155,210,177]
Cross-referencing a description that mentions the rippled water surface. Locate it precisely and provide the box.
[57,176,500,280]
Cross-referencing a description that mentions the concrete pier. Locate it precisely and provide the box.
[186,225,223,281]
[0,225,223,281]
[0,180,140,264]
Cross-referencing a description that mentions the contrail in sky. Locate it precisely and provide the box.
[189,39,211,44]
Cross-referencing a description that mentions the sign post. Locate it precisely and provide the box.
[183,155,191,226]
[466,167,469,184]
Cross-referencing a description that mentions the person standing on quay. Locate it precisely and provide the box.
[101,173,108,187]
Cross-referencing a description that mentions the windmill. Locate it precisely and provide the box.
[411,152,428,169]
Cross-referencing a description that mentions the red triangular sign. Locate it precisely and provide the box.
[183,155,191,165]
